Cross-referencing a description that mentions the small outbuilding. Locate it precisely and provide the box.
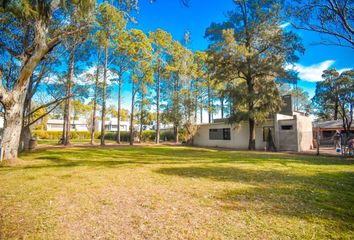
[193,96,313,152]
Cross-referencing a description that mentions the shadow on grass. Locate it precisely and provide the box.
[155,166,354,233]
[1,146,352,172]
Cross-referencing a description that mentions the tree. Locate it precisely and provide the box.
[163,40,194,142]
[112,30,131,143]
[127,29,153,145]
[149,29,173,144]
[312,69,354,134]
[0,0,95,162]
[205,0,304,150]
[287,0,354,49]
[95,2,127,146]
[312,69,340,120]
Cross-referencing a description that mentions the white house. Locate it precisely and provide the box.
[97,118,130,132]
[193,96,313,152]
[46,119,90,131]
[46,118,130,132]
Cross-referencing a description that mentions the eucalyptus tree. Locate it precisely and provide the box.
[205,0,304,150]
[312,69,354,134]
[112,30,131,143]
[95,2,127,146]
[163,40,194,143]
[127,29,154,145]
[0,0,95,162]
[149,29,173,144]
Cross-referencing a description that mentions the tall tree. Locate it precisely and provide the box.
[163,41,194,142]
[205,0,304,150]
[112,30,131,143]
[96,2,126,146]
[312,69,340,120]
[312,69,354,134]
[127,29,153,145]
[287,0,354,49]
[149,29,173,144]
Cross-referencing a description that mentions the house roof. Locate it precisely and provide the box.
[313,120,353,130]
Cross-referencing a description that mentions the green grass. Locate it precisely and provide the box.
[37,139,119,145]
[0,146,353,239]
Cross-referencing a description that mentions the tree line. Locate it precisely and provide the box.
[0,0,353,162]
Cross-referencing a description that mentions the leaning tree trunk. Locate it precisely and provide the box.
[2,92,27,162]
[100,45,108,146]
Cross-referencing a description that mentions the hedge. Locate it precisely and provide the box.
[33,130,178,142]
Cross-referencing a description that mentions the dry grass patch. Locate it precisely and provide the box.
[0,146,353,239]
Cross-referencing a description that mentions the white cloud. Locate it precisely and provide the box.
[286,60,344,82]
[280,22,290,29]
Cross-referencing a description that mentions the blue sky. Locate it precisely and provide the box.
[107,0,354,115]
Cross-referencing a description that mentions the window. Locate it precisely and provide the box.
[281,125,293,130]
[209,128,231,140]
[223,128,231,140]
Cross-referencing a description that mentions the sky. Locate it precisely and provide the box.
[107,0,354,117]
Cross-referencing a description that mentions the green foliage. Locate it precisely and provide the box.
[205,0,304,143]
[33,130,99,140]
[312,68,354,132]
[98,131,130,142]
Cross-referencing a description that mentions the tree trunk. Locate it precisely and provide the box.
[91,51,101,145]
[220,96,224,119]
[248,117,256,150]
[334,100,338,120]
[117,71,122,144]
[2,98,26,162]
[200,101,203,123]
[139,92,144,143]
[208,83,211,123]
[20,90,32,152]
[62,45,75,146]
[20,125,32,151]
[174,125,178,143]
[130,82,135,146]
[100,45,108,146]
[156,68,161,144]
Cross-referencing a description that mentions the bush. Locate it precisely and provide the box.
[33,129,178,142]
[33,130,100,140]
[160,131,175,141]
[141,130,156,142]
[97,131,130,142]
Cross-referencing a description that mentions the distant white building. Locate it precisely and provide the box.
[46,118,130,132]
[98,118,130,132]
[46,119,90,131]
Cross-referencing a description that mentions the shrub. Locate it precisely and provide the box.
[33,130,100,140]
[141,130,156,142]
[97,131,130,142]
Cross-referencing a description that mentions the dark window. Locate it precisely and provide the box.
[209,128,231,140]
[223,128,231,140]
[281,125,293,130]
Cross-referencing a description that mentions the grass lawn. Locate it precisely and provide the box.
[0,146,353,239]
